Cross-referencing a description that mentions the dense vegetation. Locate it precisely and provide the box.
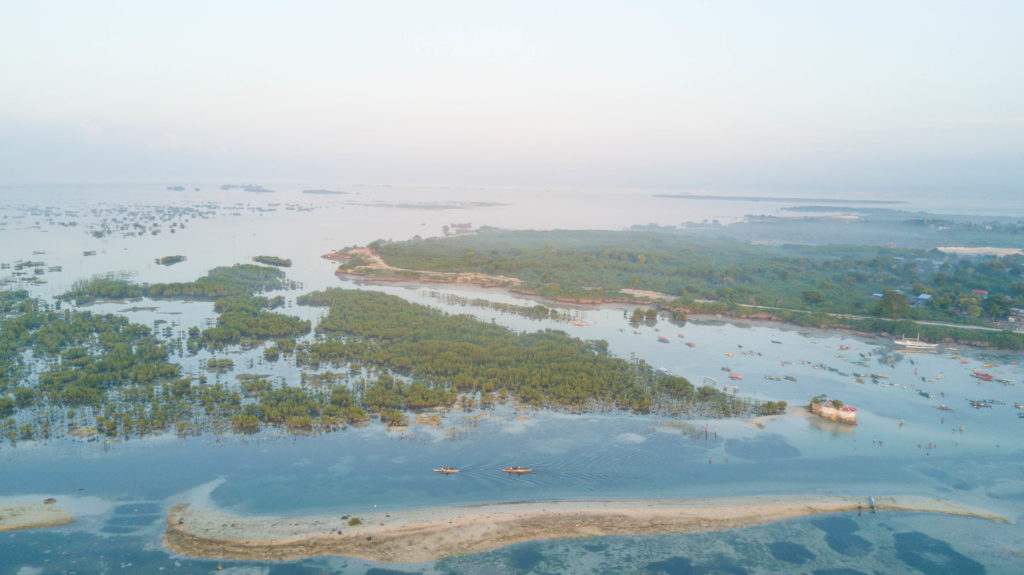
[188,295,311,351]
[0,261,770,445]
[1,289,362,442]
[348,230,1024,349]
[0,290,179,408]
[61,264,295,304]
[296,288,751,416]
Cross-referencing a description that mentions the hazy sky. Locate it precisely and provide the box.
[2,1,1022,192]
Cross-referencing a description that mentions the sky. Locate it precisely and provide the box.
[1,1,1022,194]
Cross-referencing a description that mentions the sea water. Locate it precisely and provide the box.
[1,184,1023,573]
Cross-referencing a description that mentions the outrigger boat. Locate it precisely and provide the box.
[433,467,459,474]
[503,466,532,474]
[894,334,938,350]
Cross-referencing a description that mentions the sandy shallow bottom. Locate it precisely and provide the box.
[0,501,74,531]
[163,495,1007,563]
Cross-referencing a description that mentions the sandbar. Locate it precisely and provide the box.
[0,501,74,531]
[164,495,1006,563]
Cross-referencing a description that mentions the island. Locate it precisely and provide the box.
[220,184,274,193]
[252,255,292,267]
[155,255,186,266]
[809,395,858,425]
[301,189,348,195]
[327,225,1024,349]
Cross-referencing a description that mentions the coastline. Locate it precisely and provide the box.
[164,495,1006,563]
[0,501,74,532]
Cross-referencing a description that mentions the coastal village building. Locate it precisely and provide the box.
[810,400,858,425]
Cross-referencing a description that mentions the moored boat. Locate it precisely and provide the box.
[894,334,938,350]
[657,336,670,343]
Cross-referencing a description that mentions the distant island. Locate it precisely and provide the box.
[302,189,348,195]
[654,193,903,205]
[166,186,185,191]
[252,255,291,267]
[155,255,186,266]
[220,184,274,193]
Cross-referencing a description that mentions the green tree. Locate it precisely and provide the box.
[802,290,826,305]
[875,289,910,318]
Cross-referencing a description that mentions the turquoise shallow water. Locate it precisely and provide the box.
[2,184,1024,573]
[2,403,1022,573]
